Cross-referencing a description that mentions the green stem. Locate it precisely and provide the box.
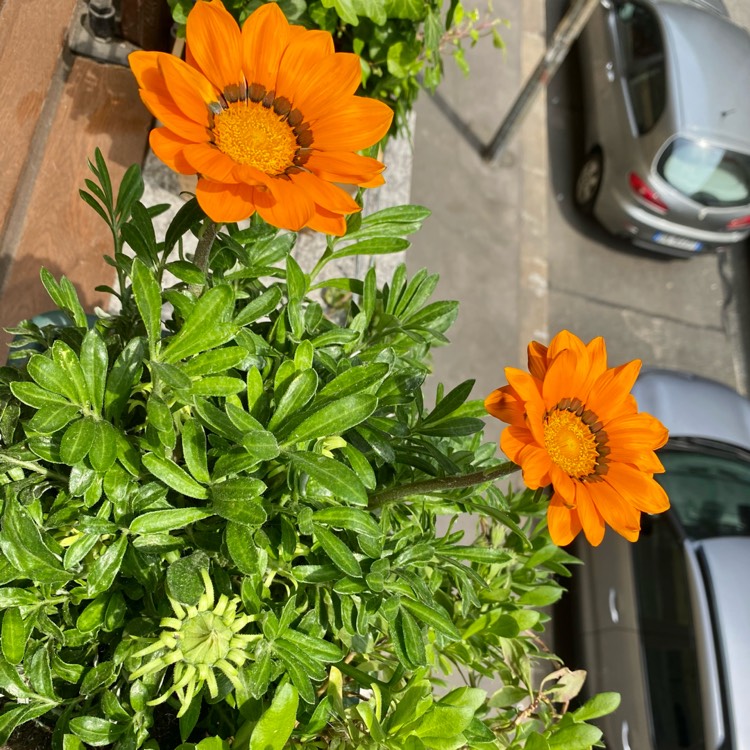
[368,461,520,509]
[1,454,68,483]
[189,219,219,295]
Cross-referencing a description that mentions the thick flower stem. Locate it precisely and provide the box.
[190,220,219,295]
[368,461,520,509]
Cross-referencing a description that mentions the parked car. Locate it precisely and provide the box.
[558,369,750,750]
[575,0,750,256]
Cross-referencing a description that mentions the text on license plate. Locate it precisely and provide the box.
[652,232,702,252]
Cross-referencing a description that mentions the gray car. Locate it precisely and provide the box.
[562,369,750,750]
[575,0,750,256]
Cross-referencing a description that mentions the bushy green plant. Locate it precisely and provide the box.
[0,152,617,749]
[167,0,506,133]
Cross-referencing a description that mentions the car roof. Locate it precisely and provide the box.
[632,369,750,452]
[694,537,750,749]
[655,2,750,152]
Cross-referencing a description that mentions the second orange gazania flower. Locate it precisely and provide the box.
[486,331,670,547]
[129,0,393,234]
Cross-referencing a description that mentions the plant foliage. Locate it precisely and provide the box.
[0,154,614,748]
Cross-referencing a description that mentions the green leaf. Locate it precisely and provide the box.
[27,646,55,699]
[313,507,380,537]
[9,382,70,410]
[162,285,237,363]
[313,524,361,578]
[69,716,125,746]
[280,394,377,446]
[60,418,95,464]
[180,347,247,377]
[0,589,39,609]
[115,162,144,219]
[167,552,210,605]
[131,258,163,357]
[234,285,283,327]
[249,683,299,750]
[142,453,209,499]
[268,369,318,433]
[400,597,460,641]
[188,376,245,397]
[0,703,54,746]
[572,692,621,722]
[130,508,213,534]
[87,535,127,597]
[0,500,69,585]
[517,585,564,607]
[1,609,26,665]
[104,337,146,421]
[26,354,79,403]
[81,661,116,695]
[28,403,80,434]
[164,197,204,255]
[211,479,267,526]
[548,723,603,750]
[182,420,210,483]
[89,421,118,472]
[318,363,389,399]
[225,522,266,576]
[288,452,368,506]
[0,655,34,699]
[330,237,410,260]
[80,330,107,414]
[279,630,343,662]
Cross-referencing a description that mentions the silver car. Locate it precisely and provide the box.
[562,369,750,750]
[575,0,750,256]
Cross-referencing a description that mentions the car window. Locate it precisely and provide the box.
[657,137,750,207]
[632,516,705,749]
[656,447,750,539]
[615,1,667,134]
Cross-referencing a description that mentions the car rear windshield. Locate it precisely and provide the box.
[656,447,750,540]
[657,136,750,207]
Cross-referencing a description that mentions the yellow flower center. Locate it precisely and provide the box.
[544,403,605,479]
[213,100,299,175]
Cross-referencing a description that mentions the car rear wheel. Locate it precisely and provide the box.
[575,151,603,214]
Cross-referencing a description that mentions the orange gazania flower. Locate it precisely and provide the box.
[485,331,669,547]
[128,0,393,234]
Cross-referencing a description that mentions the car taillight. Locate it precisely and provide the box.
[629,172,667,213]
[727,216,750,230]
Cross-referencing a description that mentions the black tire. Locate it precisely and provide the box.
[575,150,603,214]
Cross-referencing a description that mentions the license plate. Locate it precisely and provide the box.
[652,232,703,252]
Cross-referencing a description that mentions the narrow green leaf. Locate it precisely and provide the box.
[130,508,213,534]
[26,354,79,402]
[318,363,389,399]
[400,597,460,641]
[548,724,602,750]
[188,376,245,397]
[9,382,70,410]
[1,609,26,665]
[280,630,343,663]
[0,702,53,746]
[28,403,80,434]
[142,453,209,499]
[288,452,367,506]
[180,347,247,377]
[313,508,380,537]
[89,421,118,472]
[115,162,144,219]
[181,420,210,484]
[234,286,283,327]
[104,337,146,421]
[80,330,108,414]
[280,394,377,446]
[60,418,95,465]
[87,535,127,597]
[313,524,361,578]
[249,683,299,750]
[225,522,266,576]
[69,715,125,747]
[268,369,318,433]
[572,692,621,722]
[162,285,236,364]
[330,237,410,260]
[131,258,163,357]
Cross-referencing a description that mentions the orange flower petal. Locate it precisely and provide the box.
[516,444,553,489]
[195,178,257,223]
[182,144,238,183]
[241,3,297,93]
[547,493,583,547]
[157,54,217,125]
[305,151,386,185]
[603,463,670,514]
[290,52,362,115]
[505,368,543,406]
[140,90,209,142]
[305,207,347,236]
[129,51,169,97]
[309,97,393,152]
[288,171,360,215]
[542,348,580,409]
[186,0,243,91]
[276,31,335,102]
[527,340,549,380]
[606,412,668,450]
[588,359,642,421]
[485,385,525,426]
[149,128,195,175]
[588,480,641,542]
[575,482,606,546]
[255,176,315,231]
[500,425,536,464]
